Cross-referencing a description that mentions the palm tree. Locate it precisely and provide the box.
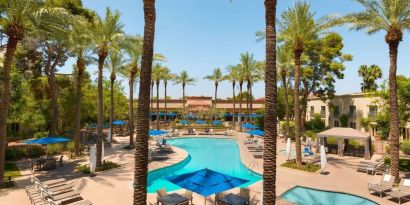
[133,0,156,203]
[339,0,410,183]
[358,64,383,92]
[91,7,124,167]
[68,18,94,157]
[278,1,328,164]
[237,64,246,132]
[121,35,143,148]
[162,67,174,127]
[277,45,293,139]
[225,65,240,128]
[152,63,164,130]
[105,49,126,141]
[263,0,278,203]
[204,68,224,120]
[173,70,196,119]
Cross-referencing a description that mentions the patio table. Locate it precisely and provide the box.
[219,193,248,205]
[158,193,188,205]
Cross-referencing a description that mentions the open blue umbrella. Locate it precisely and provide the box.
[242,123,259,129]
[24,137,71,145]
[149,130,168,136]
[195,120,206,125]
[167,112,177,117]
[166,168,249,197]
[246,130,264,136]
[179,120,190,125]
[211,120,223,125]
[112,120,127,125]
[186,113,196,119]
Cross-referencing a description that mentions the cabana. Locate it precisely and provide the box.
[317,127,372,160]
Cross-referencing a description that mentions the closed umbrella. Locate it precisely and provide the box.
[102,141,105,161]
[320,145,327,174]
[286,138,292,160]
[89,145,96,176]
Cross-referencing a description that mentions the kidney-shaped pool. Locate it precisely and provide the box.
[147,137,262,193]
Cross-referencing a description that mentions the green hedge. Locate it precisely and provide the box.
[6,145,45,160]
[384,157,410,172]
[281,161,321,173]
[400,140,410,155]
[77,161,120,174]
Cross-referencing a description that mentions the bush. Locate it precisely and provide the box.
[280,121,295,140]
[348,139,360,149]
[384,157,410,172]
[281,161,321,173]
[254,116,264,130]
[400,140,410,155]
[304,130,317,141]
[6,145,45,160]
[46,143,64,155]
[33,132,49,139]
[326,137,338,145]
[339,114,349,127]
[385,145,391,154]
[77,161,120,174]
[305,114,325,132]
[26,146,46,158]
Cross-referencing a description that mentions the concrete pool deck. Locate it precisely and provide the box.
[1,133,407,205]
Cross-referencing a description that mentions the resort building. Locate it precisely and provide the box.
[307,93,410,140]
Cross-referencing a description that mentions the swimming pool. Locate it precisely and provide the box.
[281,186,379,205]
[147,137,262,193]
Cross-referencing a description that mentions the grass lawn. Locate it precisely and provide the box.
[281,161,321,173]
[4,162,21,179]
[384,157,410,172]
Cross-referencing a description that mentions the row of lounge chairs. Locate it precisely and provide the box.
[244,137,264,159]
[26,176,92,205]
[368,174,410,204]
[148,142,174,162]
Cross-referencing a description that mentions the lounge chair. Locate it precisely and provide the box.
[67,199,93,205]
[244,136,258,145]
[357,161,384,175]
[239,188,250,204]
[303,147,314,156]
[368,174,395,197]
[156,189,168,204]
[253,152,263,159]
[184,190,193,204]
[215,192,226,205]
[387,178,410,204]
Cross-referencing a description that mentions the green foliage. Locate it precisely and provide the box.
[305,113,325,132]
[326,137,338,145]
[359,118,371,132]
[281,161,321,173]
[376,114,389,140]
[280,121,295,139]
[400,140,410,155]
[348,139,360,149]
[358,65,382,92]
[384,157,410,172]
[276,86,294,120]
[46,143,64,155]
[33,132,49,139]
[4,162,21,179]
[339,114,349,127]
[6,145,45,160]
[304,130,317,140]
[385,145,391,154]
[254,116,264,130]
[77,161,120,174]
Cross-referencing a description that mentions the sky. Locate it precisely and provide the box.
[59,0,410,99]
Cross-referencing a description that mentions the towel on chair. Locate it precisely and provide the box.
[383,174,392,182]
[404,179,410,187]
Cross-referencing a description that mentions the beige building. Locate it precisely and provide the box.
[307,93,410,140]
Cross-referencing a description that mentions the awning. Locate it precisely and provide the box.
[317,128,369,140]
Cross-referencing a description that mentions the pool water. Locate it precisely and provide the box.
[281,186,378,205]
[147,137,262,193]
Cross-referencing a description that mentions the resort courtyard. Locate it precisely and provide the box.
[2,132,406,205]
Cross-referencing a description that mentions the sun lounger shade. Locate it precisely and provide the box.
[246,130,264,136]
[166,168,249,197]
[24,137,71,145]
[112,120,127,125]
[149,130,168,136]
[242,123,259,129]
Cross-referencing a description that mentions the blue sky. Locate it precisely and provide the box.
[59,0,410,99]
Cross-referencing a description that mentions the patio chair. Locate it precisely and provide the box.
[184,190,193,204]
[215,192,226,205]
[368,174,395,197]
[244,136,257,145]
[357,161,383,175]
[303,147,314,156]
[239,188,250,204]
[386,178,410,204]
[156,189,168,204]
[253,152,263,159]
[66,199,93,205]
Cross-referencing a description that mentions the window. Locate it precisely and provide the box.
[369,106,378,118]
[310,106,314,116]
[350,122,357,129]
[321,106,326,117]
[334,120,340,127]
[349,106,356,117]
[333,106,340,116]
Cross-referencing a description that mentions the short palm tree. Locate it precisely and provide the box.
[173,70,195,119]
[278,1,330,164]
[204,68,224,120]
[339,0,410,183]
[224,65,240,128]
[91,7,124,167]
[152,63,165,130]
[162,67,174,127]
[277,45,293,139]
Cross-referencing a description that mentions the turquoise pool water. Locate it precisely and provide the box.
[281,186,379,205]
[147,137,262,193]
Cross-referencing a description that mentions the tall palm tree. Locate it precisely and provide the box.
[225,65,240,128]
[264,0,278,203]
[91,7,124,167]
[173,70,195,119]
[278,1,328,164]
[152,63,164,130]
[339,0,410,183]
[121,35,143,148]
[105,49,126,141]
[68,18,94,156]
[204,68,224,120]
[358,64,383,92]
[277,45,293,139]
[237,64,246,132]
[133,0,156,203]
[162,67,174,127]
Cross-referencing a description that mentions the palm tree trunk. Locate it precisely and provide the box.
[129,76,135,147]
[48,73,59,136]
[232,82,236,129]
[156,81,160,130]
[294,49,303,164]
[249,82,253,124]
[164,82,168,127]
[239,83,243,132]
[245,82,250,123]
[182,84,186,119]
[214,83,218,121]
[263,0,278,203]
[110,76,115,144]
[282,71,290,138]
[97,52,107,168]
[388,41,400,183]
[0,37,19,185]
[74,58,85,156]
[133,0,156,203]
[151,81,154,111]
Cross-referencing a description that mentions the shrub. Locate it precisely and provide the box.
[77,161,120,174]
[280,121,295,140]
[384,157,410,172]
[339,114,349,127]
[6,145,45,160]
[33,132,49,139]
[46,143,64,155]
[385,145,391,154]
[400,140,410,155]
[26,146,46,158]
[304,130,317,141]
[281,161,321,173]
[359,118,371,132]
[326,137,338,145]
[305,114,325,132]
[5,148,26,161]
[348,139,360,149]
[254,116,264,130]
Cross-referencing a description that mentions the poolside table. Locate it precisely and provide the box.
[219,193,248,205]
[158,193,188,205]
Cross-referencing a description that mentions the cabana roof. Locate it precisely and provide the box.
[317,127,369,140]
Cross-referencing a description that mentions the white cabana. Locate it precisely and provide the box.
[317,127,371,160]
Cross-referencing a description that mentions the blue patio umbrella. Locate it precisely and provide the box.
[112,120,127,125]
[167,112,177,117]
[24,137,71,145]
[211,120,223,125]
[242,123,259,129]
[186,113,196,119]
[246,130,265,136]
[223,113,233,117]
[166,168,249,197]
[195,120,206,125]
[179,120,190,125]
[149,130,168,136]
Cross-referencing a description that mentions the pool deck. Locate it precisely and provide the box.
[1,133,408,205]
